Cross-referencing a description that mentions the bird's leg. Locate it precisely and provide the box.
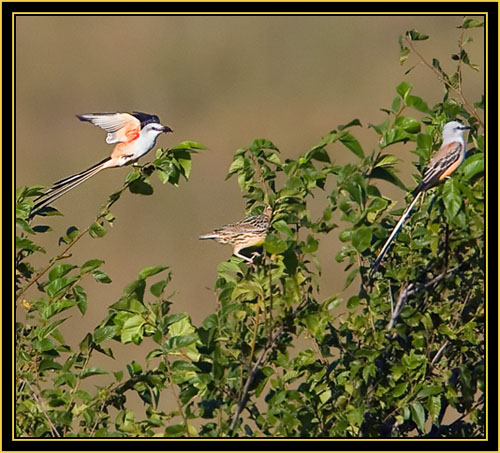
[248,251,262,270]
[249,251,261,262]
[234,251,253,263]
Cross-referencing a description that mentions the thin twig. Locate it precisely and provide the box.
[405,37,484,129]
[24,380,61,438]
[387,282,412,330]
[16,226,90,301]
[17,178,133,302]
[430,340,450,366]
[164,358,191,437]
[248,303,261,367]
[227,323,285,435]
[387,262,466,330]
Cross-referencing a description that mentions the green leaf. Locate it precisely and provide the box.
[164,334,198,351]
[393,382,409,398]
[396,81,412,100]
[92,269,112,284]
[128,179,153,195]
[48,264,77,281]
[406,29,429,41]
[38,318,67,339]
[89,222,107,238]
[138,265,168,280]
[460,18,484,29]
[93,326,118,344]
[121,314,145,344]
[339,132,364,158]
[80,259,104,274]
[303,235,319,253]
[150,280,168,297]
[46,277,78,298]
[417,385,443,398]
[263,233,287,254]
[394,116,421,134]
[351,226,372,253]
[171,140,207,151]
[249,138,279,152]
[338,119,362,130]
[405,95,431,113]
[442,179,462,220]
[344,267,358,289]
[410,402,426,432]
[73,285,87,315]
[346,296,360,309]
[272,220,294,239]
[80,367,108,379]
[16,237,45,253]
[391,96,401,114]
[460,153,484,181]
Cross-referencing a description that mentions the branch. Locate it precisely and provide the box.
[227,297,309,436]
[227,322,286,436]
[16,177,134,302]
[23,380,61,438]
[387,262,466,330]
[405,37,484,129]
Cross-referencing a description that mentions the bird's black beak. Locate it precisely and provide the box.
[460,126,472,130]
[161,125,173,133]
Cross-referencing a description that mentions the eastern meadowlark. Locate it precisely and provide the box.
[199,206,273,262]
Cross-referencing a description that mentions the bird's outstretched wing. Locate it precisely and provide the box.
[76,112,141,144]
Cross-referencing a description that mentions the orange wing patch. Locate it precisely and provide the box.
[108,114,141,144]
[77,112,141,144]
[439,157,462,180]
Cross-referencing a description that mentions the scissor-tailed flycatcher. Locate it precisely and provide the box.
[370,120,471,275]
[31,112,172,217]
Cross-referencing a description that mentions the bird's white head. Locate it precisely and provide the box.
[142,122,173,138]
[442,121,471,145]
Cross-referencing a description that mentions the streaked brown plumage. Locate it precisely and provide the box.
[199,206,272,262]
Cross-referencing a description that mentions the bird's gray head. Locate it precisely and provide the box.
[442,121,471,143]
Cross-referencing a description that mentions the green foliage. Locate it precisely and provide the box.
[15,18,484,438]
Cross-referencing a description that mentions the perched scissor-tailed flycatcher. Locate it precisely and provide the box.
[30,112,172,217]
[370,120,471,275]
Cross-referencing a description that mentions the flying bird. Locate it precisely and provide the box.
[370,120,471,275]
[199,206,273,262]
[30,112,172,217]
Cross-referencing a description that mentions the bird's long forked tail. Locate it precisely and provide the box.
[29,157,111,218]
[369,191,422,277]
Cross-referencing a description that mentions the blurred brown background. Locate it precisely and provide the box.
[16,15,483,398]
